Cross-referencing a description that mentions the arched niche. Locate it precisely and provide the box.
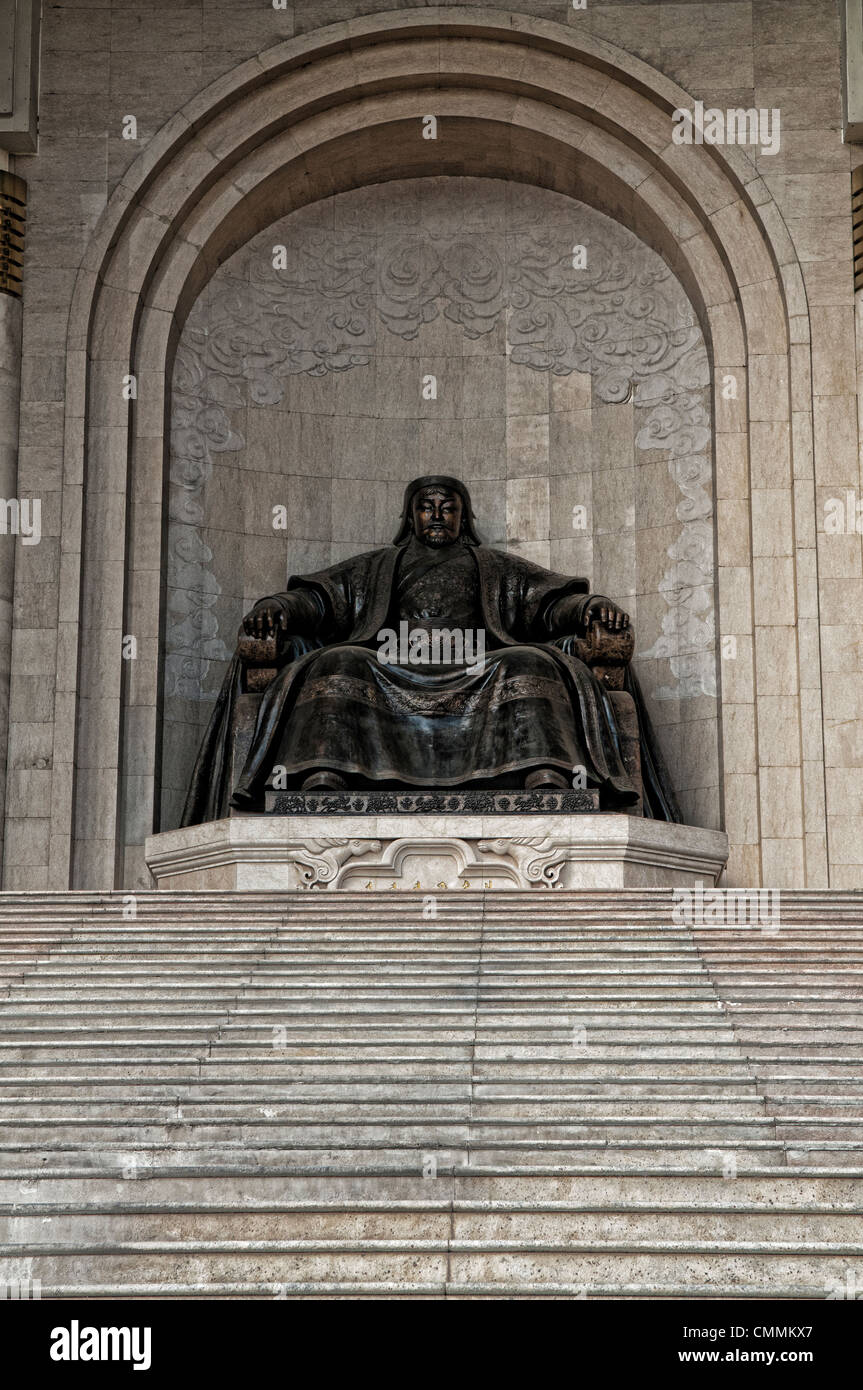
[163,176,718,836]
[54,9,821,890]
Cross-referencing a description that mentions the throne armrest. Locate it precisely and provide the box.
[236,631,285,693]
[569,620,635,690]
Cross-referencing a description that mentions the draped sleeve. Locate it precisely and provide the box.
[474,548,590,643]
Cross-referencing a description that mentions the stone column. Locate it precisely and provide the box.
[0,158,24,868]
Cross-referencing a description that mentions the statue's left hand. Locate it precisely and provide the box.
[584,597,630,632]
[242,598,292,638]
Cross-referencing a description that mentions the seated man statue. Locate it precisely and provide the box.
[181,475,679,824]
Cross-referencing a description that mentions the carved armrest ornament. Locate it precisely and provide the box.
[570,620,635,691]
[237,631,282,693]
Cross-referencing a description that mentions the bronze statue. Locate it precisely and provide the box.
[181,476,679,824]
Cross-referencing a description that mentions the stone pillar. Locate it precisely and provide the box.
[0,160,24,868]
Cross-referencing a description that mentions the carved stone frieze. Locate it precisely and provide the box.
[266,789,600,815]
[296,837,382,889]
[145,815,731,892]
[477,836,567,887]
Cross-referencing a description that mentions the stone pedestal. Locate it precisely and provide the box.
[145,814,729,891]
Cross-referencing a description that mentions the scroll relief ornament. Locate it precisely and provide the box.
[477,836,568,888]
[169,185,713,701]
[295,838,382,890]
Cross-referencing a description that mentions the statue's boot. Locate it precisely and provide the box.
[301,771,348,791]
[524,768,570,791]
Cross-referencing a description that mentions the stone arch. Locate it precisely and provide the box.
[55,7,821,890]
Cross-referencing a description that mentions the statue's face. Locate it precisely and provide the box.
[412,488,463,546]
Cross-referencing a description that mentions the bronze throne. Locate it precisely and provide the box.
[231,618,644,813]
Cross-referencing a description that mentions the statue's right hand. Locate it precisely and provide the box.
[242,599,290,638]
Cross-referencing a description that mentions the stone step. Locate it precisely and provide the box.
[2,1000,746,1018]
[6,965,728,980]
[1,1044,833,1068]
[0,1142,795,1170]
[1,928,859,941]
[3,970,727,985]
[759,1082,863,1099]
[0,916,727,925]
[0,919,711,927]
[39,1128,863,1150]
[0,1037,773,1055]
[0,1076,765,1096]
[0,1021,753,1041]
[7,1240,863,1291]
[3,979,843,994]
[0,904,855,914]
[2,890,862,1298]
[5,1170,860,1199]
[0,1057,841,1079]
[8,994,860,1014]
[11,927,650,938]
[19,928,857,939]
[0,1098,768,1120]
[185,1014,863,1037]
[0,1115,779,1142]
[0,1049,780,1067]
[0,950,720,962]
[5,1208,863,1245]
[5,932,712,943]
[7,944,861,961]
[0,1078,856,1100]
[5,1279,844,1299]
[0,1000,739,1017]
[8,971,861,985]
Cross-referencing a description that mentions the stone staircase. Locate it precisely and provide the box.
[0,889,862,1299]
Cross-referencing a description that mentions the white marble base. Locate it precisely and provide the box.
[145,815,729,891]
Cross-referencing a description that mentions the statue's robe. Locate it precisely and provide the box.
[181,538,681,825]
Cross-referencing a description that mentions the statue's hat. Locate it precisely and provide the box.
[393,475,480,545]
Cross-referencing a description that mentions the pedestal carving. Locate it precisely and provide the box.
[146,815,729,893]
